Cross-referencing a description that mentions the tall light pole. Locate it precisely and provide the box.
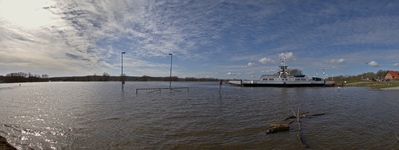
[169,53,173,89]
[121,52,126,89]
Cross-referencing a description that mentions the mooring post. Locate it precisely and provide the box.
[219,79,223,93]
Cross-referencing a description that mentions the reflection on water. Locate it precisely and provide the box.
[1,82,399,149]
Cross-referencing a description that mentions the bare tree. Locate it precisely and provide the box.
[290,69,303,75]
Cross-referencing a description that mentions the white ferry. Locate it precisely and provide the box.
[228,60,335,87]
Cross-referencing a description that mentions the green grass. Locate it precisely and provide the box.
[333,79,364,85]
[332,79,399,89]
[371,81,399,89]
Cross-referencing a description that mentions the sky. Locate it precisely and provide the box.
[1,0,399,79]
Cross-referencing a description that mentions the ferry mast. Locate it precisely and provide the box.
[278,55,288,78]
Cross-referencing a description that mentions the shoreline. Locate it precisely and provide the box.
[0,135,16,150]
[341,81,399,90]
[380,86,399,90]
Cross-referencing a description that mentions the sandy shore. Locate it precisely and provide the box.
[0,135,16,150]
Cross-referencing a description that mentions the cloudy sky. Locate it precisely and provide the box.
[1,0,399,79]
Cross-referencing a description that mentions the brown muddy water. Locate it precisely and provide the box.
[1,82,399,149]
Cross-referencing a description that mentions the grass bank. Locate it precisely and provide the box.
[370,81,399,89]
[336,80,399,90]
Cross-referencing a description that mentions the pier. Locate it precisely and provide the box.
[136,87,189,94]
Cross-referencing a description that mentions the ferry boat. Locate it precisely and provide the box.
[228,59,335,87]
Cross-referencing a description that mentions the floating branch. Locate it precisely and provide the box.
[285,112,325,121]
[311,113,325,116]
[267,109,326,148]
[295,107,308,148]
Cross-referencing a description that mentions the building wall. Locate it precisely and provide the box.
[385,73,392,80]
[385,72,399,80]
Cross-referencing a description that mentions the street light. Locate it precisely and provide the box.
[169,53,173,89]
[121,52,126,88]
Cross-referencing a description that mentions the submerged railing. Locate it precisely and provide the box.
[135,87,189,94]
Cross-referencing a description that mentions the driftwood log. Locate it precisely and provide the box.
[267,108,326,148]
[295,107,308,148]
[267,112,325,134]
[266,123,290,134]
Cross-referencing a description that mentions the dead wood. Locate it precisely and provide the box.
[266,123,290,134]
[295,107,308,148]
[311,113,325,116]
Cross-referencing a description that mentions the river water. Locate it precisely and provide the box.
[1,82,399,149]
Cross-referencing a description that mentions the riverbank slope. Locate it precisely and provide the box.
[0,135,16,150]
[342,81,399,90]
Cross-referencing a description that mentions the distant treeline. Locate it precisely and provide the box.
[0,72,49,83]
[333,70,388,81]
[0,72,219,83]
[1,70,392,83]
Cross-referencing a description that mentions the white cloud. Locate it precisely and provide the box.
[367,61,380,67]
[329,58,345,64]
[0,0,234,76]
[279,52,294,60]
[258,57,274,64]
[247,62,256,67]
[394,63,399,67]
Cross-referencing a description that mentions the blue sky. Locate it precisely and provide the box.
[1,0,399,79]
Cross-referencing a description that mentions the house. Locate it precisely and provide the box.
[384,71,399,80]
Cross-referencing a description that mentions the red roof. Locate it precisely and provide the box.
[386,71,399,79]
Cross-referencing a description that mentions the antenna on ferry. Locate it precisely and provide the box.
[284,55,286,66]
[278,54,288,78]
[281,55,286,66]
[280,54,286,66]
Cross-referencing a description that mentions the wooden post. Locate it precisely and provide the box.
[219,80,223,93]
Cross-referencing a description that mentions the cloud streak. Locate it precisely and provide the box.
[258,57,274,64]
[329,58,345,64]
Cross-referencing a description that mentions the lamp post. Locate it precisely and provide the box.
[121,52,126,89]
[169,53,173,89]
